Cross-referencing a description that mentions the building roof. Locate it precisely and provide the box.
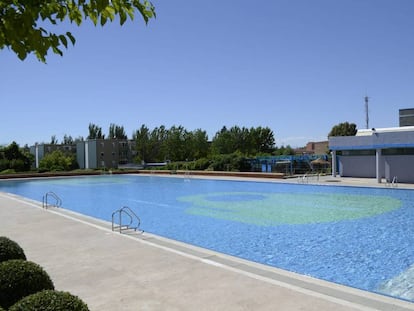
[356,126,414,136]
[329,126,414,151]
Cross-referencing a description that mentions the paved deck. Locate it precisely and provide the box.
[1,176,414,310]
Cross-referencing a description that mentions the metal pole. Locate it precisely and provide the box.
[119,211,122,233]
[365,96,369,129]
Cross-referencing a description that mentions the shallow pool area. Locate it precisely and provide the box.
[1,174,414,302]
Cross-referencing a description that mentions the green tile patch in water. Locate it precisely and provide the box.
[178,192,401,225]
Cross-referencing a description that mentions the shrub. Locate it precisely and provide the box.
[9,290,89,311]
[208,153,251,172]
[192,158,211,170]
[0,260,54,309]
[0,236,26,262]
[39,150,78,172]
[0,168,16,174]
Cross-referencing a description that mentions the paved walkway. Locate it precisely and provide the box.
[1,176,414,310]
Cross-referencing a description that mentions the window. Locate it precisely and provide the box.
[383,148,414,155]
[342,150,375,156]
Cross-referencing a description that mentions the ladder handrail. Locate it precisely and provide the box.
[112,206,142,233]
[42,191,62,209]
[392,176,398,187]
[385,176,398,188]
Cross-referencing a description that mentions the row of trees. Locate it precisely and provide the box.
[133,125,208,163]
[0,122,357,173]
[134,125,277,163]
[48,123,127,144]
[47,123,282,163]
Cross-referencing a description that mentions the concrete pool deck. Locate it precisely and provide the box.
[1,176,414,310]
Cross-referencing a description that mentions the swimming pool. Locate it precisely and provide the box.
[1,174,413,302]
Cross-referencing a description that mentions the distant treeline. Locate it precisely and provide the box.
[46,123,296,162]
[1,124,297,173]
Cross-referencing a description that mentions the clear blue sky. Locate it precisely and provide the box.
[1,0,414,147]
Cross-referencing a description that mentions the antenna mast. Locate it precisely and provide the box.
[364,96,369,129]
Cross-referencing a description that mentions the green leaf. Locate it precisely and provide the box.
[59,35,68,48]
[100,15,107,26]
[52,46,63,56]
[119,9,127,25]
[96,0,108,12]
[89,11,98,25]
[105,6,115,21]
[66,32,76,45]
[126,7,135,20]
[56,6,68,21]
[75,10,83,25]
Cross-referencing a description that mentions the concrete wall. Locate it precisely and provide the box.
[384,155,414,183]
[338,155,414,183]
[88,140,97,169]
[76,142,85,169]
[338,156,378,178]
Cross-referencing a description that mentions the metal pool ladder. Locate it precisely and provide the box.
[385,176,398,188]
[42,191,62,209]
[112,206,143,234]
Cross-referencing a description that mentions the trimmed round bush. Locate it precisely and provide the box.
[0,236,26,262]
[9,290,89,311]
[0,259,54,309]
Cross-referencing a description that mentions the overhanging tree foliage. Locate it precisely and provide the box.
[0,0,155,62]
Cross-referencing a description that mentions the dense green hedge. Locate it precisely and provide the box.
[0,236,26,262]
[164,153,252,172]
[0,260,54,309]
[9,290,89,311]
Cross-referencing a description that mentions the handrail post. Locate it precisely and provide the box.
[119,210,122,233]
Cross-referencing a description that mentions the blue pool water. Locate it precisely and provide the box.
[1,175,414,301]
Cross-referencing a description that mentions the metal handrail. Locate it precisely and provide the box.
[385,176,398,188]
[112,206,143,234]
[42,191,62,209]
[298,174,308,184]
[392,176,398,188]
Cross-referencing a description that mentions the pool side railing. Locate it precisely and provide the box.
[385,176,398,188]
[42,191,62,209]
[112,206,143,234]
[297,173,320,184]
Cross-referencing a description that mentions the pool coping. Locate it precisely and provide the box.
[3,191,414,311]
